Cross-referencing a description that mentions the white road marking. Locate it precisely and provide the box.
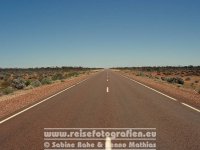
[122,75,177,101]
[121,74,200,113]
[105,137,112,150]
[106,87,109,93]
[107,72,109,81]
[0,78,89,124]
[181,103,200,112]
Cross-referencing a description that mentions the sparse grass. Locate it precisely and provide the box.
[68,72,79,77]
[2,87,14,95]
[41,77,52,85]
[52,73,64,81]
[31,80,41,87]
[1,81,10,88]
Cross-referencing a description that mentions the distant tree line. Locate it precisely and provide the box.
[112,66,200,72]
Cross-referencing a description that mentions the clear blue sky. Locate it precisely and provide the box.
[0,0,199,68]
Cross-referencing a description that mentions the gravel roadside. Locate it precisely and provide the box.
[117,71,200,109]
[0,72,97,119]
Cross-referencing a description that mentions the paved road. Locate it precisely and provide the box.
[0,70,200,150]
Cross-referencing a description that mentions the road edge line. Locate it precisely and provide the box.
[121,74,177,101]
[0,78,89,124]
[120,74,200,113]
[181,102,200,113]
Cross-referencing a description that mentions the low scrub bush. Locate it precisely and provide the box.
[31,80,41,87]
[166,77,184,85]
[52,73,64,81]
[185,77,191,81]
[69,72,79,77]
[65,72,79,78]
[176,77,184,84]
[12,78,26,89]
[161,77,166,81]
[41,77,52,85]
[25,80,31,86]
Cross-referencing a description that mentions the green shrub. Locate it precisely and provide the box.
[166,77,184,85]
[166,78,174,83]
[52,73,64,81]
[25,80,31,86]
[31,80,41,87]
[2,87,14,95]
[68,72,79,77]
[161,77,166,81]
[169,77,184,84]
[41,77,52,85]
[176,77,184,84]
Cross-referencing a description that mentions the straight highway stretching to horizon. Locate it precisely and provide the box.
[0,70,199,150]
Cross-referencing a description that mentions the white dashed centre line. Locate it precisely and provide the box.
[106,87,109,93]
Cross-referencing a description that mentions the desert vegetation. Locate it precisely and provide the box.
[0,67,97,96]
[114,66,200,93]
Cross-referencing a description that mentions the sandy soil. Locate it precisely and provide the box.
[117,70,200,109]
[0,72,97,119]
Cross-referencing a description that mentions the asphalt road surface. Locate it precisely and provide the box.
[0,70,199,150]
